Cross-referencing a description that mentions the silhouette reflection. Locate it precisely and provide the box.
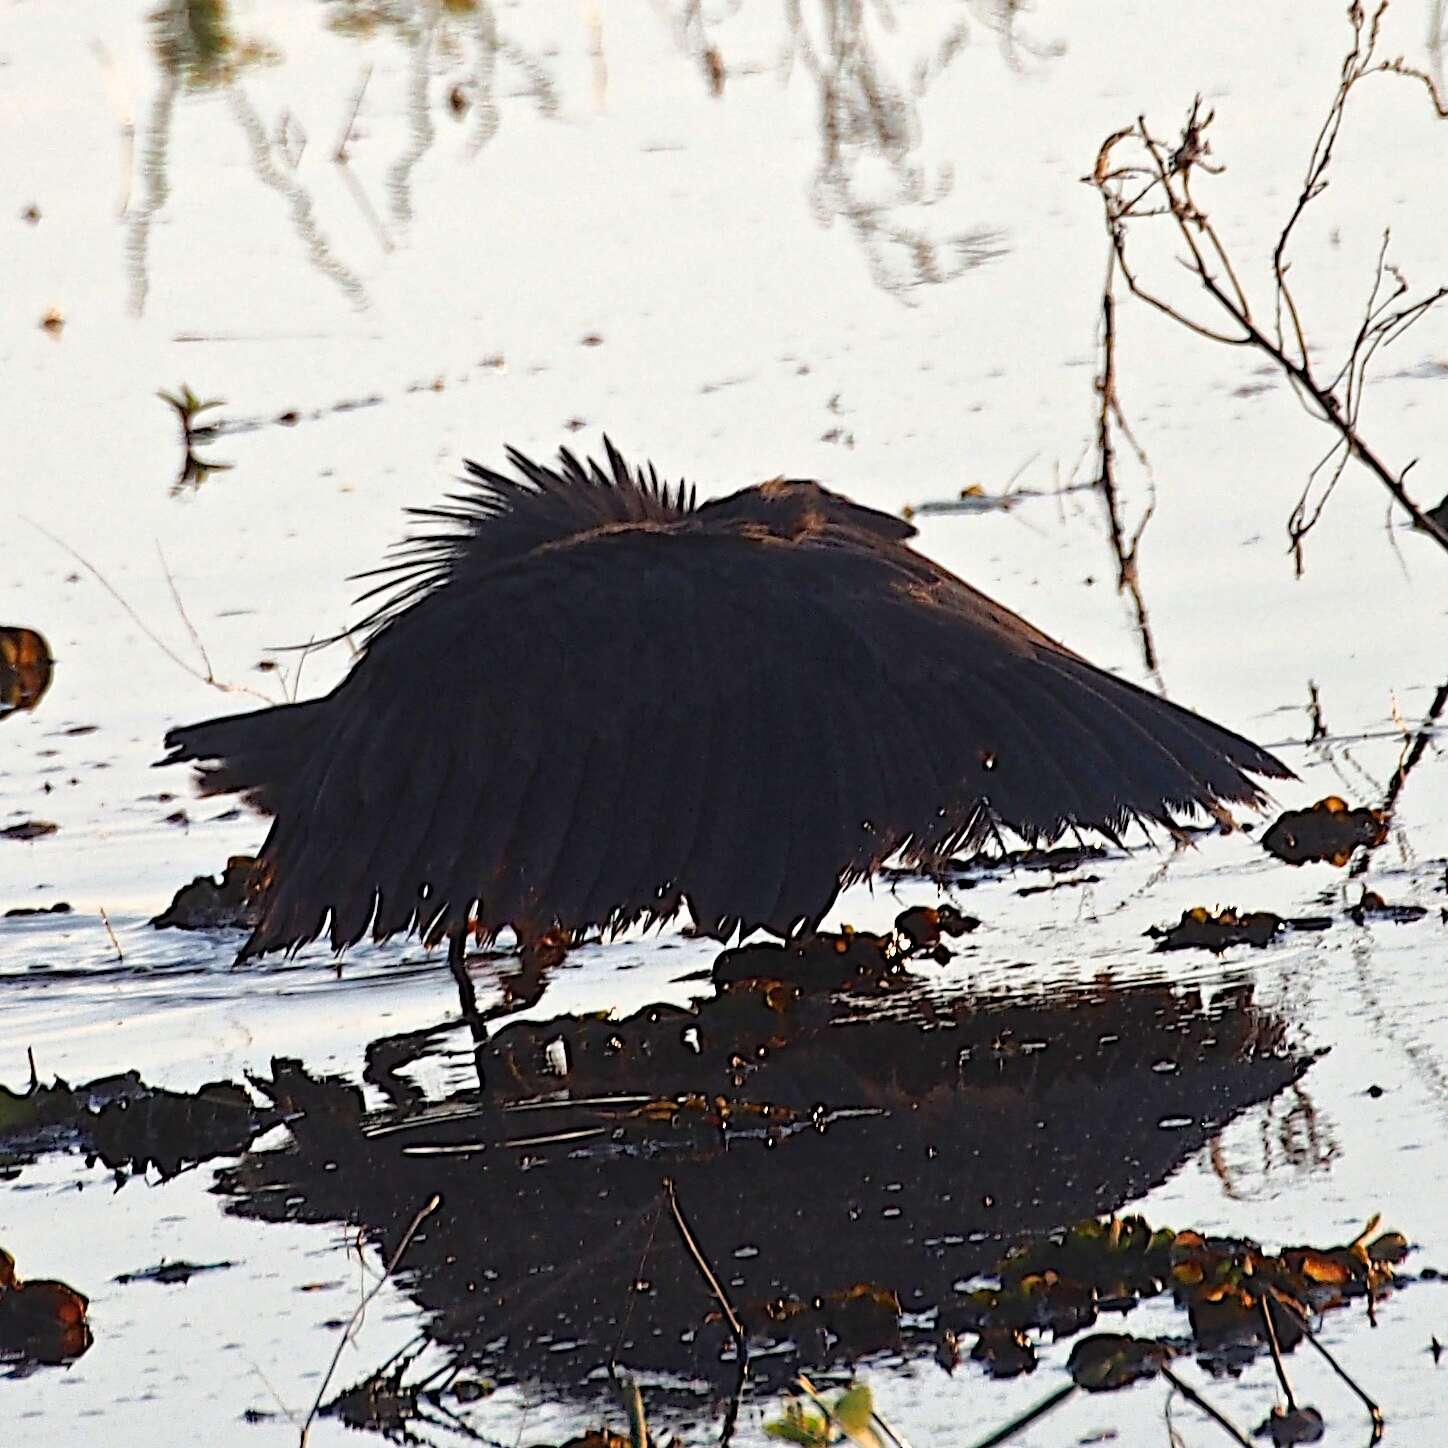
[219,968,1312,1425]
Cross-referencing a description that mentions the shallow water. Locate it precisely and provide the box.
[3,1,1448,1444]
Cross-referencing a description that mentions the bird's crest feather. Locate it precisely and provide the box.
[353,438,695,636]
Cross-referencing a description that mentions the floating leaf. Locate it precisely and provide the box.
[1262,1404,1326,1444]
[0,1245,91,1364]
[1262,797,1387,866]
[0,628,53,719]
[1149,905,1283,952]
[831,1384,878,1444]
[1067,1332,1170,1390]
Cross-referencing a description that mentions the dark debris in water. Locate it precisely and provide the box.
[1151,906,1285,952]
[879,841,1109,886]
[0,820,59,842]
[151,854,265,931]
[977,1212,1405,1363]
[0,1066,276,1182]
[902,479,1096,520]
[1149,890,1431,953]
[1262,796,1388,866]
[712,906,977,991]
[1067,1331,1171,1391]
[113,1259,236,1286]
[0,627,53,721]
[1349,889,1429,926]
[1149,906,1333,953]
[0,1245,90,1368]
[1260,1404,1327,1444]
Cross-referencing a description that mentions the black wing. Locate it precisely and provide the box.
[216,519,1287,957]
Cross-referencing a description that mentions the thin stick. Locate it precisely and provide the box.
[299,1194,441,1445]
[661,1177,748,1375]
[1268,1287,1384,1440]
[157,542,216,684]
[1093,243,1160,677]
[1159,1365,1254,1446]
[963,1383,1077,1448]
[1260,1292,1298,1411]
[247,1358,301,1427]
[99,906,124,963]
[287,636,318,704]
[617,1372,649,1448]
[21,518,273,703]
[1349,676,1448,877]
[866,1400,912,1448]
[447,931,489,1093]
[333,66,372,161]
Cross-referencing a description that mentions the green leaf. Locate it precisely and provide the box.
[765,1402,829,1446]
[832,1385,881,1448]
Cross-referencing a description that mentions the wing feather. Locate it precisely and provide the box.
[177,474,1288,957]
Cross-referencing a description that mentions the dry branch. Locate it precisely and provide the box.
[1087,1,1448,571]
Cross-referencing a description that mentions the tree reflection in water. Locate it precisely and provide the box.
[123,1,1042,316]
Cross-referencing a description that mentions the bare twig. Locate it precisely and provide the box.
[1092,242,1161,678]
[21,518,275,704]
[300,1194,442,1445]
[1159,1364,1255,1446]
[963,1383,1077,1448]
[1349,675,1448,876]
[99,907,124,963]
[1267,1286,1385,1441]
[1260,1293,1299,1412]
[1087,2,1448,570]
[661,1176,749,1383]
[156,543,216,683]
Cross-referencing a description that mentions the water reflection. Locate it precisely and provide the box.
[128,0,365,313]
[219,971,1312,1426]
[123,0,1031,315]
[660,0,1023,293]
[781,0,1011,292]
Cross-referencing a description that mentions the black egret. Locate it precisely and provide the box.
[162,442,1289,1004]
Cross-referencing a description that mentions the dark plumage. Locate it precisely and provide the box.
[161,441,1291,962]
